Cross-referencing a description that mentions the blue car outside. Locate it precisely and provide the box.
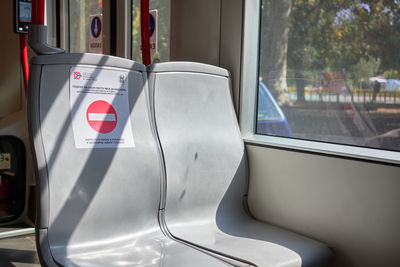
[257,82,291,137]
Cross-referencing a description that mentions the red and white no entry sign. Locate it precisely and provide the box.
[70,67,134,148]
[86,100,117,134]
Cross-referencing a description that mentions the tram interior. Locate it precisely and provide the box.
[0,0,399,267]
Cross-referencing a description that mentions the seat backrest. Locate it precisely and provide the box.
[28,54,163,262]
[148,62,248,224]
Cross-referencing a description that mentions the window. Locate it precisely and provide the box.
[69,0,109,54]
[257,0,400,153]
[66,0,170,60]
[131,0,170,63]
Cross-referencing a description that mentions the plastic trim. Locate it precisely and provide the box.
[36,229,60,267]
[244,135,400,165]
[239,0,260,137]
[28,24,65,55]
[31,53,146,72]
[0,228,35,239]
[27,64,50,229]
[148,62,230,77]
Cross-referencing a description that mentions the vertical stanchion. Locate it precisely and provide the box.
[19,34,29,95]
[140,0,151,65]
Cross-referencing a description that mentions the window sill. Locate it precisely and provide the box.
[243,134,400,165]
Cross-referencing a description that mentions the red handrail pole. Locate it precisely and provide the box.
[32,0,45,25]
[23,0,45,96]
[19,34,29,95]
[140,0,151,65]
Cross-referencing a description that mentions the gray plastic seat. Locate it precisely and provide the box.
[27,54,232,267]
[148,62,332,267]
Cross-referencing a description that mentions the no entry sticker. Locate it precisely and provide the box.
[70,67,135,148]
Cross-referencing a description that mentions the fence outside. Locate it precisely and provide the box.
[289,89,400,105]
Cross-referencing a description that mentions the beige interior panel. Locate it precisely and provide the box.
[0,0,23,118]
[219,0,242,114]
[170,0,221,65]
[246,144,400,267]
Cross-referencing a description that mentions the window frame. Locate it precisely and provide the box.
[57,0,130,57]
[239,0,400,165]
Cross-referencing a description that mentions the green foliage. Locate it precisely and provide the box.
[261,0,400,95]
[288,0,355,69]
[348,57,381,87]
[383,69,400,79]
[339,1,400,72]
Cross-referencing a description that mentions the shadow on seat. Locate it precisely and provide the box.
[28,54,233,267]
[148,62,332,267]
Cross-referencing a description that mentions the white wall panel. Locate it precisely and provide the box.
[246,144,400,267]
